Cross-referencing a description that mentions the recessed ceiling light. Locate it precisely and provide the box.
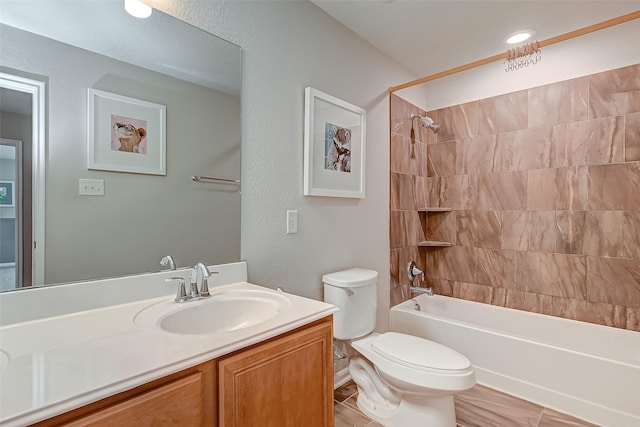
[506,29,536,45]
[125,0,152,19]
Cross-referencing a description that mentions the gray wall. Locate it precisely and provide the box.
[154,0,420,331]
[155,1,640,333]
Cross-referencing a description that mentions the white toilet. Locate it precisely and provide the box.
[323,268,475,427]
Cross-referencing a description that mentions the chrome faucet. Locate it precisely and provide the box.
[407,261,422,282]
[407,261,434,296]
[166,263,217,303]
[189,262,217,299]
[410,286,434,296]
[160,255,176,270]
[165,277,188,303]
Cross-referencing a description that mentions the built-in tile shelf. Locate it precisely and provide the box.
[418,240,454,247]
[418,208,453,247]
[417,207,452,212]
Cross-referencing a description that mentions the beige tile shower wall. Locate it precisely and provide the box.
[389,64,640,331]
[390,94,429,306]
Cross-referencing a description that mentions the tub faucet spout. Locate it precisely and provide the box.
[410,286,433,296]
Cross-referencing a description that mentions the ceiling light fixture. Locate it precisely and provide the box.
[506,29,536,45]
[125,0,152,19]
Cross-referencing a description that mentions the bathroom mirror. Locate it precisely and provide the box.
[0,1,241,291]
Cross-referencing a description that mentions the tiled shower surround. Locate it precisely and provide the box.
[390,63,640,331]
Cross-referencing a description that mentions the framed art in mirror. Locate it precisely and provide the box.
[87,88,166,175]
[303,87,366,198]
[0,181,15,207]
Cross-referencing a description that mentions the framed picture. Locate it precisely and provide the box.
[87,88,166,175]
[303,87,366,198]
[0,181,14,207]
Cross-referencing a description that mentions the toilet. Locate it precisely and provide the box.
[323,268,475,427]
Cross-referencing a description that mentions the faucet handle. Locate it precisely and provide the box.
[199,272,218,297]
[407,261,423,282]
[199,278,209,297]
[166,277,187,303]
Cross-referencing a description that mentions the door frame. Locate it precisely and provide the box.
[0,72,46,286]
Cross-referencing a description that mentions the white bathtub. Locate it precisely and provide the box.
[390,295,640,426]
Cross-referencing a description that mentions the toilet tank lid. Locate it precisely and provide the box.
[322,268,378,288]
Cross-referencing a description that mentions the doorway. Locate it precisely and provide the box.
[0,138,23,290]
[0,73,46,288]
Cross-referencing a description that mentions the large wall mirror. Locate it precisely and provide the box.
[0,0,241,292]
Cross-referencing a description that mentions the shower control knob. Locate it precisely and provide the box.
[408,261,423,282]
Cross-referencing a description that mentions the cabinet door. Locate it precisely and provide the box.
[218,318,333,427]
[62,373,205,427]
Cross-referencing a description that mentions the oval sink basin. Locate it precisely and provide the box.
[135,289,291,335]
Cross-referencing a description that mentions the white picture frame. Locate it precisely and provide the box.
[87,88,166,175]
[303,87,366,198]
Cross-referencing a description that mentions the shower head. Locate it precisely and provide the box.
[411,114,440,134]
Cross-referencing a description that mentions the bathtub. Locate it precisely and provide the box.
[390,295,640,426]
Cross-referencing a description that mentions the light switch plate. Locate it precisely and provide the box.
[286,210,298,234]
[79,179,104,196]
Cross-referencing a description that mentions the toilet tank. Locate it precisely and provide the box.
[322,268,378,340]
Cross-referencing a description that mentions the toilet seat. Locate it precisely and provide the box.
[352,332,476,392]
[372,332,471,374]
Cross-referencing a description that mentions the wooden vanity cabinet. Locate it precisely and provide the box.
[31,316,333,427]
[32,361,217,427]
[218,317,334,427]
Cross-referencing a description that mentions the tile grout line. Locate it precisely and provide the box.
[334,391,359,404]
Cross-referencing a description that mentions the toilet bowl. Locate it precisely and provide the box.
[323,268,475,427]
[350,332,475,426]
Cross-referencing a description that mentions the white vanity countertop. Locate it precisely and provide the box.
[0,264,336,426]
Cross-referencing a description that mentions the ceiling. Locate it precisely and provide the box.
[311,0,640,80]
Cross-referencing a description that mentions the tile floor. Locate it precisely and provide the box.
[334,380,600,427]
[334,380,383,427]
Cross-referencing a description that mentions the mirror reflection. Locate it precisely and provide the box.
[0,0,242,291]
